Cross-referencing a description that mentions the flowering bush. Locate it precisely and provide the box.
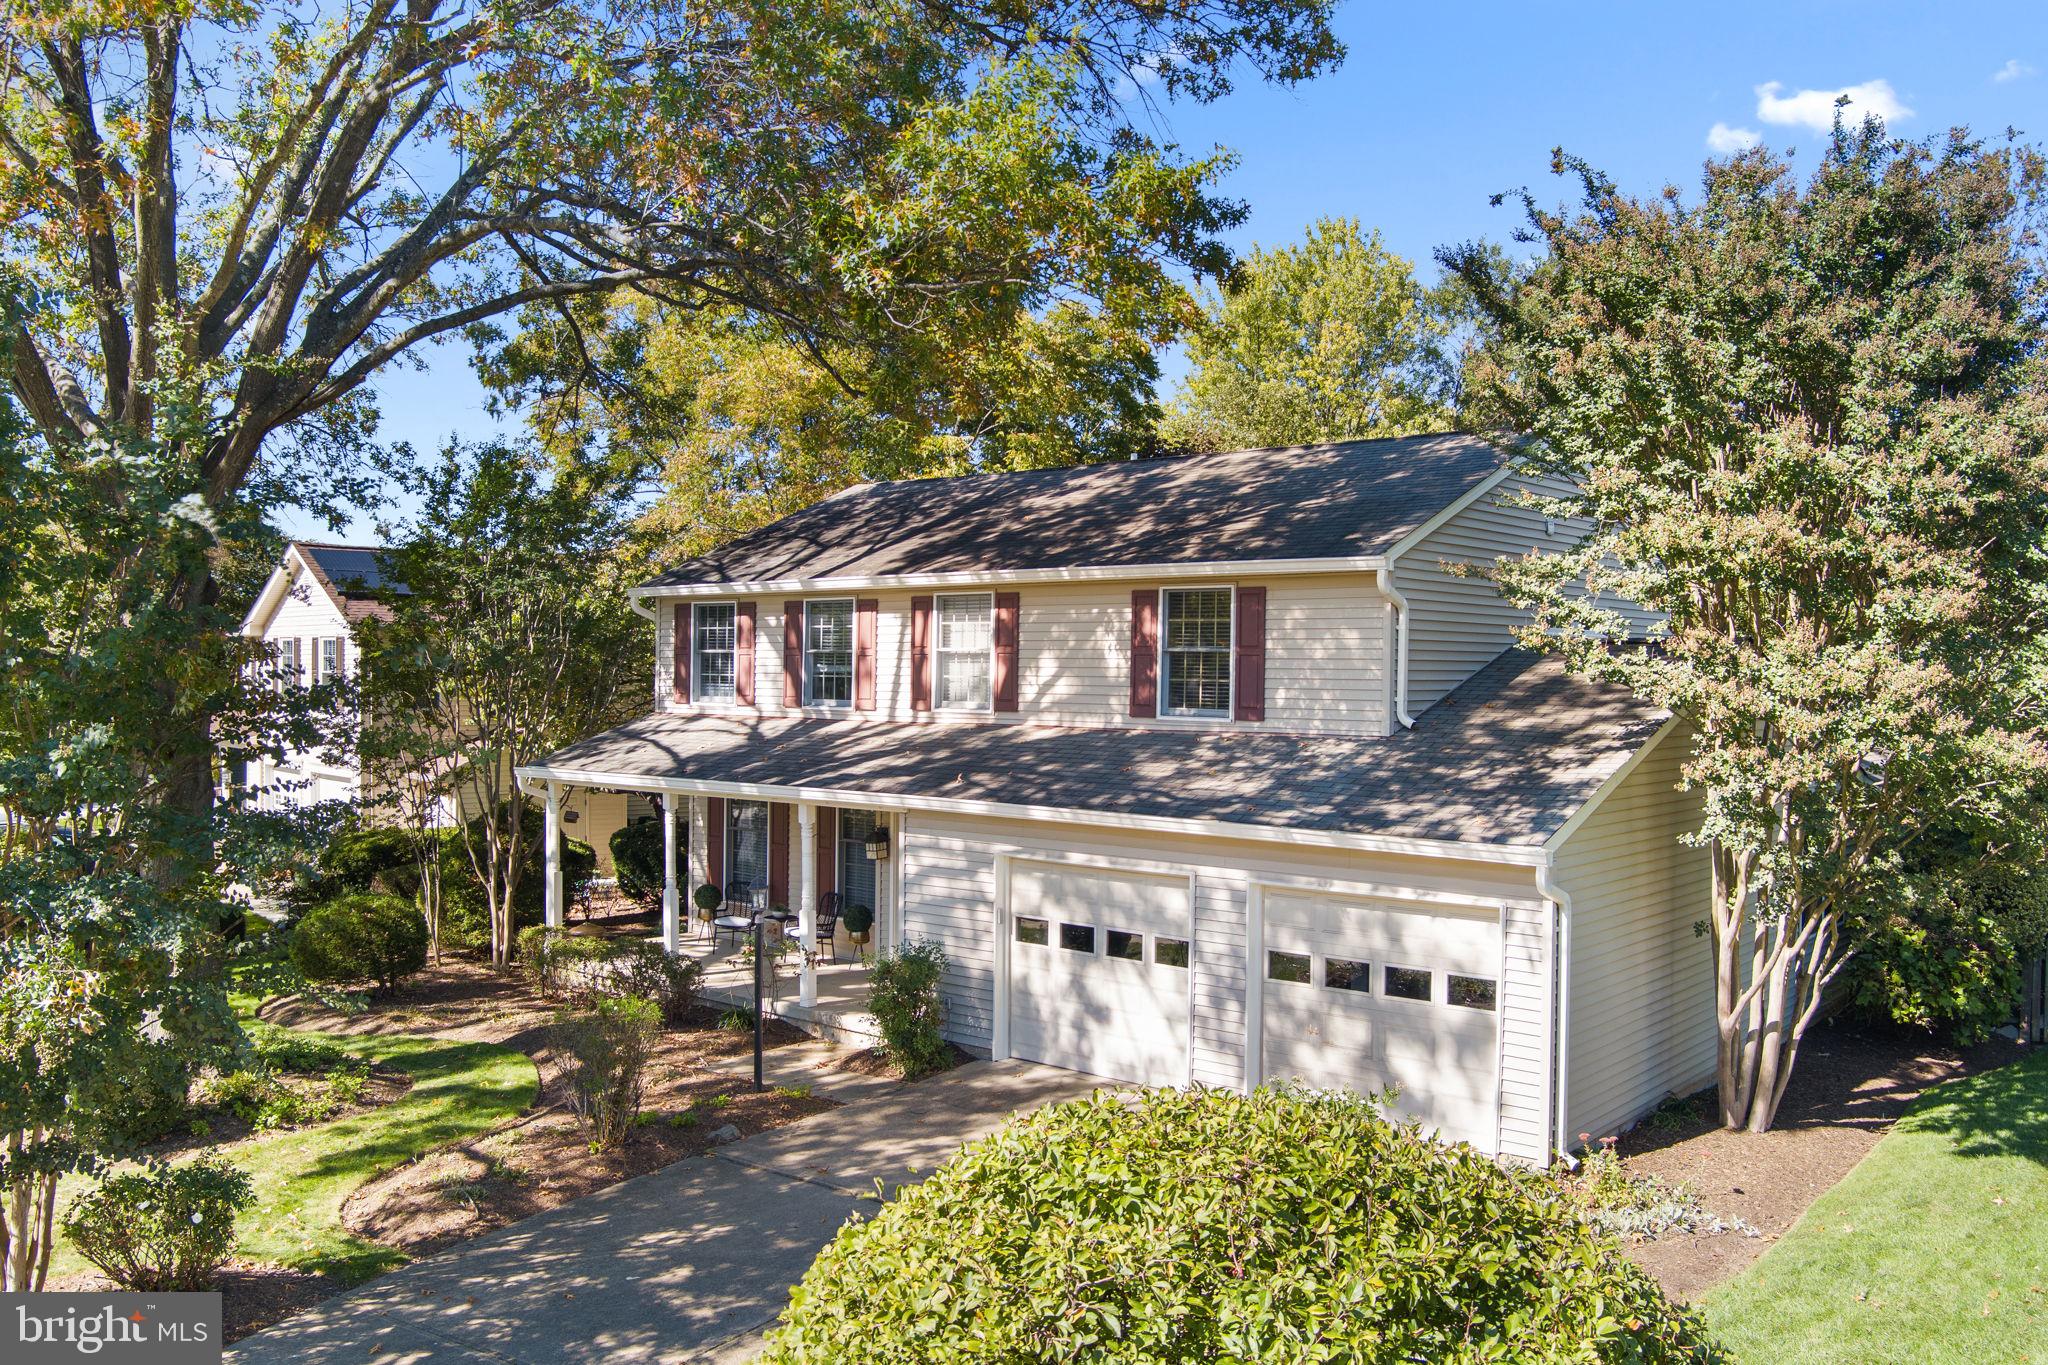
[61,1157,254,1291]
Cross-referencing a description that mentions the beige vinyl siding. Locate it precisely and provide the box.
[1497,901,1554,1164]
[1390,472,1660,713]
[899,811,1544,1113]
[1552,722,1715,1143]
[658,573,1390,736]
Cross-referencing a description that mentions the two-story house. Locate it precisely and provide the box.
[241,541,635,870]
[516,433,1715,1162]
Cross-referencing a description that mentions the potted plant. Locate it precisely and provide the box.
[693,883,721,924]
[842,903,875,954]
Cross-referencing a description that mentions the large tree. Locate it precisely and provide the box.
[356,443,649,966]
[1444,125,2048,1133]
[2,0,1343,859]
[1160,217,1463,450]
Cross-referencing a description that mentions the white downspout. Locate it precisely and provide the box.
[628,590,657,623]
[1535,856,1574,1166]
[1375,567,1418,730]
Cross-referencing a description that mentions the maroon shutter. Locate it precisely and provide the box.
[1129,589,1159,718]
[707,797,726,889]
[993,591,1020,712]
[735,601,757,707]
[1234,587,1266,722]
[672,605,691,703]
[910,595,934,712]
[854,599,878,711]
[782,601,804,708]
[816,806,838,897]
[768,803,789,907]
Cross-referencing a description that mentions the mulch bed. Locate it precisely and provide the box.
[225,955,836,1337]
[1614,1020,2032,1301]
[833,1040,977,1080]
[49,1262,343,1342]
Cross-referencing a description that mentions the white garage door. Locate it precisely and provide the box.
[1261,892,1500,1149]
[1008,863,1192,1087]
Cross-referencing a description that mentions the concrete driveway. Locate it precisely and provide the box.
[224,1060,1097,1365]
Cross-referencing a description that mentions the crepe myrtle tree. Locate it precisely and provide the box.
[354,443,648,966]
[1442,122,2048,1133]
[0,0,1344,867]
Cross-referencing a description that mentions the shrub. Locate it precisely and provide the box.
[867,939,950,1078]
[289,892,429,993]
[438,816,597,955]
[318,826,424,898]
[693,882,723,918]
[73,1038,197,1148]
[840,902,874,939]
[548,995,662,1152]
[610,820,665,902]
[761,1087,1719,1364]
[62,1157,255,1291]
[519,929,700,1022]
[607,942,702,1024]
[193,1069,339,1130]
[1849,853,2048,1043]
[249,1033,351,1074]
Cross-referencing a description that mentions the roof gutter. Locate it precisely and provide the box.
[1374,567,1418,729]
[628,553,1393,602]
[511,760,1556,868]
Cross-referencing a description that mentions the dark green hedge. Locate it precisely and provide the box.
[610,819,664,901]
[762,1086,1719,1364]
[290,892,429,992]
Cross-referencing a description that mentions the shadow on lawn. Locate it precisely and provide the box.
[1893,1047,2047,1163]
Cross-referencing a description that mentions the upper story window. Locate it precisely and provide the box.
[273,638,302,691]
[316,637,342,684]
[1162,587,1231,717]
[936,592,993,711]
[694,603,738,704]
[805,599,854,707]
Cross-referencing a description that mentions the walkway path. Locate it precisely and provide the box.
[223,1060,1097,1365]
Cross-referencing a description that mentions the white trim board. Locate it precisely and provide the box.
[631,554,1391,601]
[511,761,1558,868]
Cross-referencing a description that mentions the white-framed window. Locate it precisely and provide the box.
[726,800,770,903]
[316,637,341,683]
[805,598,855,707]
[1161,586,1232,717]
[935,592,994,711]
[693,602,738,704]
[837,808,880,915]
[274,638,302,692]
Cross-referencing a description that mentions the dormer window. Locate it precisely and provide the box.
[694,603,738,704]
[805,599,855,707]
[1161,587,1231,717]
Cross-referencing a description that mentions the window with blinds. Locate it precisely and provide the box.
[1162,587,1231,716]
[936,592,993,710]
[694,603,738,703]
[806,599,854,707]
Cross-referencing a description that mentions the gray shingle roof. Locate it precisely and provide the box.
[528,649,1669,847]
[640,432,1508,588]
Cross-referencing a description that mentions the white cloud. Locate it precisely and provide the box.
[1754,79,1912,131]
[1993,59,2036,84]
[1706,122,1761,153]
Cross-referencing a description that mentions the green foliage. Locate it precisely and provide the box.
[70,1039,200,1150]
[1160,218,1461,451]
[762,1086,1718,1363]
[249,1034,352,1075]
[693,883,724,915]
[61,1157,254,1292]
[1849,845,2048,1043]
[1554,1138,1756,1243]
[717,1008,756,1031]
[436,814,596,957]
[519,929,701,1023]
[290,894,430,994]
[1442,126,2048,1131]
[839,902,875,937]
[866,940,952,1078]
[610,820,666,901]
[318,826,426,898]
[547,996,662,1153]
[192,1069,339,1131]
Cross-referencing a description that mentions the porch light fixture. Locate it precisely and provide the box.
[864,825,891,862]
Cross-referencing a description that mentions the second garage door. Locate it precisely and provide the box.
[1008,862,1192,1087]
[1261,891,1500,1149]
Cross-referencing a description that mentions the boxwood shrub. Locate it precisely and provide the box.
[610,819,665,902]
[290,892,429,993]
[761,1086,1719,1364]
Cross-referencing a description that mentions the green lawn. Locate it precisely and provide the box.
[1705,1048,2048,1364]
[53,1023,537,1286]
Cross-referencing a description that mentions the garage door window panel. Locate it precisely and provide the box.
[1060,923,1096,954]
[1449,974,1497,1011]
[1154,937,1189,968]
[1324,957,1371,993]
[1106,929,1143,961]
[1015,916,1049,946]
[1384,965,1432,1002]
[1267,951,1310,984]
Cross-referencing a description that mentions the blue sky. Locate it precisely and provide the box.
[287,0,2045,541]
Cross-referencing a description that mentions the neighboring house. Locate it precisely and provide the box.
[516,434,1715,1161]
[239,541,635,870]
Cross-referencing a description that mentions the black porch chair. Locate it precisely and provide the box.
[815,891,841,964]
[714,880,754,949]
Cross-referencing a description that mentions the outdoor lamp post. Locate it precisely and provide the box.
[753,910,766,1091]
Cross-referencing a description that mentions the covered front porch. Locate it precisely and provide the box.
[520,773,900,1045]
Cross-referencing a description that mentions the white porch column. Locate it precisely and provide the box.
[543,782,564,929]
[797,801,818,1007]
[661,795,680,953]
